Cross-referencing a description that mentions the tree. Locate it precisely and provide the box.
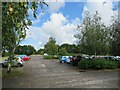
[58,47,67,56]
[75,11,110,55]
[110,15,120,55]
[15,45,36,55]
[37,49,44,55]
[44,37,58,57]
[59,43,78,54]
[2,1,48,73]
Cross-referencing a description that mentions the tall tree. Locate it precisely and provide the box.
[110,15,120,55]
[75,11,110,55]
[2,1,48,72]
[44,37,58,57]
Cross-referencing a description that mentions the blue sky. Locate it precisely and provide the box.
[20,0,119,50]
[29,2,84,27]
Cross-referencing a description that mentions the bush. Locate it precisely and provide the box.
[43,55,60,59]
[78,58,118,69]
[106,61,118,69]
[44,55,53,59]
[78,60,93,69]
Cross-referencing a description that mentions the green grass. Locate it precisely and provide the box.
[2,68,24,78]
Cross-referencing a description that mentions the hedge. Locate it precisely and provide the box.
[43,55,60,59]
[44,55,53,59]
[78,58,118,69]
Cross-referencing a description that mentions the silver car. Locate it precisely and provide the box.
[1,57,24,67]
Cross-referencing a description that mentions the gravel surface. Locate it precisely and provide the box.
[2,55,120,88]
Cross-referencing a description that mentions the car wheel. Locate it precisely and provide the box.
[71,62,75,66]
[60,61,62,63]
[17,63,22,67]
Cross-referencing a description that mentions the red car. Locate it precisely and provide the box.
[22,56,30,61]
[19,55,31,61]
[70,55,82,66]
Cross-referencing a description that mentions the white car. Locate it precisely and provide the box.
[1,57,24,67]
[44,53,48,56]
[114,56,120,61]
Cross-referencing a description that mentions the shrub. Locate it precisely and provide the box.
[44,55,53,59]
[106,61,118,69]
[44,55,60,59]
[78,58,118,69]
[92,59,107,69]
[78,60,93,69]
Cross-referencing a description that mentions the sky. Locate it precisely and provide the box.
[20,0,119,50]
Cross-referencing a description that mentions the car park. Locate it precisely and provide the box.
[1,56,24,67]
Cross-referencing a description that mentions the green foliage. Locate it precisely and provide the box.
[110,15,120,56]
[44,37,58,56]
[15,45,36,55]
[75,11,111,55]
[78,60,93,69]
[2,2,48,52]
[44,55,60,59]
[58,47,67,56]
[2,1,48,72]
[44,55,53,59]
[36,49,44,55]
[59,44,79,53]
[2,52,10,57]
[78,58,118,69]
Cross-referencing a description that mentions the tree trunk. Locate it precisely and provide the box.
[7,63,11,73]
[6,42,20,73]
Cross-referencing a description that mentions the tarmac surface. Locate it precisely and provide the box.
[2,55,120,88]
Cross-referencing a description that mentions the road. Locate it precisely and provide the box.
[2,55,120,88]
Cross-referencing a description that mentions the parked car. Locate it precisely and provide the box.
[19,55,30,61]
[114,56,120,61]
[1,56,24,67]
[59,56,71,63]
[70,55,82,66]
[102,56,115,60]
[44,53,48,56]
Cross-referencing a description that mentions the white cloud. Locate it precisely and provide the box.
[82,0,118,26]
[20,13,80,50]
[28,1,65,26]
[46,1,65,13]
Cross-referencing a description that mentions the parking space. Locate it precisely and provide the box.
[2,55,119,88]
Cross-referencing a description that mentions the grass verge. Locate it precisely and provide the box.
[2,67,24,78]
